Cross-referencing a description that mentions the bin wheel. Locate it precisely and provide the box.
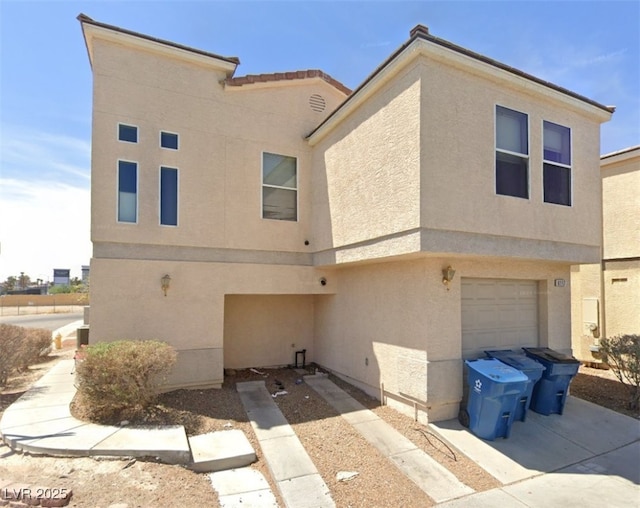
[458,408,470,428]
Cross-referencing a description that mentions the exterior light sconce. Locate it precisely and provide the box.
[161,274,171,296]
[442,266,456,290]
[320,277,327,286]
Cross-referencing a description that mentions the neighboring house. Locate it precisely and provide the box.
[79,15,613,423]
[571,146,640,363]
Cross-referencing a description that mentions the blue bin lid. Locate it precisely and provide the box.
[485,350,545,372]
[466,358,528,383]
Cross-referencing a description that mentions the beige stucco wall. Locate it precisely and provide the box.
[311,61,422,255]
[224,295,314,369]
[604,260,640,336]
[420,58,604,256]
[571,148,640,361]
[314,256,571,422]
[311,51,606,267]
[602,151,640,260]
[90,36,346,256]
[89,258,333,389]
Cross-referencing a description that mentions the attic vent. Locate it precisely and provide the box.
[309,94,326,113]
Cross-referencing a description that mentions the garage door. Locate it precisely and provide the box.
[461,279,538,359]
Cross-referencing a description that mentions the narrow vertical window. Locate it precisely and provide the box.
[262,152,297,221]
[160,167,178,226]
[495,106,529,199]
[160,131,179,150]
[543,121,572,206]
[118,124,138,143]
[118,161,137,223]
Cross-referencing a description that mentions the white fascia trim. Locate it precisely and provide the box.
[82,23,237,76]
[601,145,640,165]
[308,39,613,146]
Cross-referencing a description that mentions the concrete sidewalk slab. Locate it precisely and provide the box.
[237,380,335,508]
[189,430,256,473]
[210,468,278,508]
[305,374,474,504]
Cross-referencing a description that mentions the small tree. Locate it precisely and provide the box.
[600,334,640,410]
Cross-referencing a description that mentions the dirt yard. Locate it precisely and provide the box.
[1,340,636,507]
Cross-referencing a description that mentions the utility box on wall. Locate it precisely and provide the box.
[582,298,600,338]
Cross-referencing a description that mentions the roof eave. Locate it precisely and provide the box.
[77,13,239,76]
[307,31,614,145]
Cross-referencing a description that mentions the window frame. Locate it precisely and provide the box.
[117,123,138,144]
[542,120,573,207]
[261,151,299,222]
[159,166,179,227]
[495,105,530,200]
[160,130,179,150]
[117,159,138,224]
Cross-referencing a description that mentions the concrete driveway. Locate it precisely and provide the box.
[430,396,640,507]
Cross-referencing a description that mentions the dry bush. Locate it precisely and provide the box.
[75,340,177,421]
[0,324,52,387]
[600,334,640,410]
[0,324,25,386]
[18,328,53,370]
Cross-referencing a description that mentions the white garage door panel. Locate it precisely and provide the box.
[461,279,539,359]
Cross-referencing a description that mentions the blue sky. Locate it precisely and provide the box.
[1,0,638,282]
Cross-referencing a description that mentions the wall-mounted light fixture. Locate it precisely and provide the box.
[320,277,327,286]
[442,266,455,290]
[161,274,171,296]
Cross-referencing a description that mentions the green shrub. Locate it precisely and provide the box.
[0,324,52,387]
[600,334,640,410]
[75,340,177,421]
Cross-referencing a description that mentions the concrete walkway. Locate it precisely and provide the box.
[237,380,335,508]
[0,359,255,473]
[305,373,474,504]
[0,359,190,463]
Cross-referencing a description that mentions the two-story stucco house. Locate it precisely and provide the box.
[79,14,613,422]
[571,146,640,364]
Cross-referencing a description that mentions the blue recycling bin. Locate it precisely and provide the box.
[522,347,580,415]
[463,359,528,440]
[485,350,545,422]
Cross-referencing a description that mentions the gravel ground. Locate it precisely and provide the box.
[1,342,636,507]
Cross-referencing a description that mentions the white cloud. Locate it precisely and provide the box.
[0,127,91,281]
[0,177,91,281]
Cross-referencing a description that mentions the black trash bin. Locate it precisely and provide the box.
[76,325,89,349]
[522,347,580,415]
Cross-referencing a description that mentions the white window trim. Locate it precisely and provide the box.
[117,123,139,144]
[159,130,179,150]
[260,151,299,222]
[494,104,530,200]
[541,121,573,207]
[116,159,138,224]
[159,166,179,227]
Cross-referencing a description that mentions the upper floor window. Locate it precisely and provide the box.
[160,131,179,150]
[118,160,137,223]
[262,152,297,221]
[160,166,178,226]
[495,106,529,199]
[543,121,572,206]
[118,124,138,143]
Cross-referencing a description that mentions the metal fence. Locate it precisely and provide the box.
[0,294,89,316]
